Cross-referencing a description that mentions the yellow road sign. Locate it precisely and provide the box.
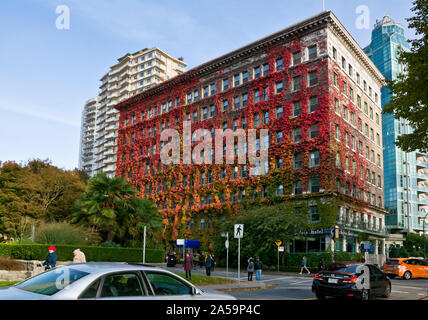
[275,240,282,247]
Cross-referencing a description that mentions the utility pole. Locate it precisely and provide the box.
[143,226,146,264]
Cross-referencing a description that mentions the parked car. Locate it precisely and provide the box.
[0,262,236,300]
[383,258,428,280]
[312,262,391,300]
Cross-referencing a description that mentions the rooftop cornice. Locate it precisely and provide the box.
[115,11,384,112]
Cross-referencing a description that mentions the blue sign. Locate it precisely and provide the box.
[175,239,200,248]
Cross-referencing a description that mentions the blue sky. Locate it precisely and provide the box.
[0,0,415,170]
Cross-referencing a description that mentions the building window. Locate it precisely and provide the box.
[294,180,303,195]
[332,46,337,60]
[309,150,320,167]
[292,101,301,117]
[276,185,284,196]
[254,66,261,79]
[292,127,302,143]
[276,58,283,71]
[223,78,229,91]
[223,99,229,112]
[309,96,319,113]
[242,71,248,83]
[309,123,319,139]
[234,74,241,87]
[292,76,301,91]
[308,71,318,86]
[293,152,302,169]
[310,206,320,222]
[275,81,283,94]
[293,51,301,66]
[254,89,260,103]
[276,106,283,118]
[253,113,260,127]
[333,72,338,87]
[308,45,317,60]
[310,176,320,193]
[263,63,269,76]
[242,93,248,107]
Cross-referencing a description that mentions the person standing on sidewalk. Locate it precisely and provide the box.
[72,247,86,263]
[317,258,325,272]
[247,257,255,281]
[299,256,310,275]
[183,252,194,280]
[205,253,214,276]
[254,257,263,280]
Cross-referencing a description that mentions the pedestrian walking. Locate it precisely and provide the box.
[42,246,58,270]
[247,257,255,281]
[183,252,194,280]
[254,257,263,280]
[205,253,214,276]
[318,258,325,272]
[299,256,310,274]
[72,247,86,263]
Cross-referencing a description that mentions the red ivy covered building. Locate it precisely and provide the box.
[115,12,388,263]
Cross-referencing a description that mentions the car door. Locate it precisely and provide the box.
[368,265,386,296]
[96,272,148,300]
[142,271,199,300]
[412,259,427,278]
[417,260,428,278]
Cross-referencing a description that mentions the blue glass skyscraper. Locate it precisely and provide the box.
[364,15,428,234]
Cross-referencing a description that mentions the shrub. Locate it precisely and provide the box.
[0,257,25,271]
[101,241,121,248]
[0,244,164,263]
[35,221,101,246]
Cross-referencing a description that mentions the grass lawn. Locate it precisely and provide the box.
[0,281,20,288]
[175,273,236,286]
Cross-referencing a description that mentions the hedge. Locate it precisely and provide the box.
[0,244,164,263]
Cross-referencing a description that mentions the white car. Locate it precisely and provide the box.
[0,262,236,300]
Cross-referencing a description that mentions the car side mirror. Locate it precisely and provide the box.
[191,287,202,295]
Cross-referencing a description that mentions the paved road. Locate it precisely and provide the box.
[167,266,428,300]
[228,277,428,300]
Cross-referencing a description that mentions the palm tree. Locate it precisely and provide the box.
[73,172,160,244]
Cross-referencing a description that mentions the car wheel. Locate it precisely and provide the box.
[315,292,326,300]
[381,284,391,298]
[403,271,412,280]
[361,289,369,300]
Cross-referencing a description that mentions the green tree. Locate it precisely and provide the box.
[384,0,428,152]
[72,172,161,246]
[0,160,86,239]
[214,201,311,266]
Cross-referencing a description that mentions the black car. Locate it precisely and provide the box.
[312,262,391,300]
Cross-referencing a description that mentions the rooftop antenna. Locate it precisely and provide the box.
[322,0,325,11]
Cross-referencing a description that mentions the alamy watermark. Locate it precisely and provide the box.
[158,121,269,176]
[56,5,70,30]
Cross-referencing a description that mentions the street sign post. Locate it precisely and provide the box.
[234,224,243,285]
[275,240,283,272]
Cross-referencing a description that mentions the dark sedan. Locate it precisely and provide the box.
[312,262,391,300]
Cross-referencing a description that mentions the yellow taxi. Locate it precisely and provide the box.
[384,258,428,279]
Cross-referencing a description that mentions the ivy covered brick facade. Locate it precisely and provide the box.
[115,12,388,261]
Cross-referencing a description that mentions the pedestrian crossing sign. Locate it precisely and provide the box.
[234,224,244,238]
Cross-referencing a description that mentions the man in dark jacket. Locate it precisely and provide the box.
[205,253,214,276]
[183,252,194,280]
[42,246,58,270]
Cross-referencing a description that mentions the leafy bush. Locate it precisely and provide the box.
[35,221,101,246]
[0,244,164,263]
[0,257,25,271]
[101,241,121,248]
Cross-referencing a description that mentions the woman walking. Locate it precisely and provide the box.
[183,252,194,280]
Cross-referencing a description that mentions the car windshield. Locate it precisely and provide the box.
[326,263,360,273]
[386,260,399,265]
[15,268,89,296]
